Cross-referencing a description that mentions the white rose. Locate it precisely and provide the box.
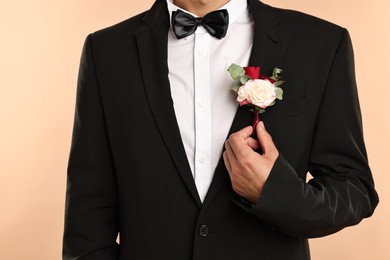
[237,79,277,108]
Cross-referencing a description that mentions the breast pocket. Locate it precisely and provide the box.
[262,98,309,122]
[261,98,313,165]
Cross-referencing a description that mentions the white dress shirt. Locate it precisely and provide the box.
[166,0,254,202]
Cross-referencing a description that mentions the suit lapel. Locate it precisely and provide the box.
[203,0,290,206]
[247,0,290,75]
[136,0,202,207]
[135,0,290,207]
[203,106,253,205]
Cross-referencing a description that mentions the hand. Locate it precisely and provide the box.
[223,121,279,204]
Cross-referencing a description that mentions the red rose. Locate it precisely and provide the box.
[244,66,260,79]
[260,75,276,84]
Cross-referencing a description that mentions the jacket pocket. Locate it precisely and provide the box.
[263,98,309,122]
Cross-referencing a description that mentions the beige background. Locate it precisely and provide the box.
[0,0,388,259]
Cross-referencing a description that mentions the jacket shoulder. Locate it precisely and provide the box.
[88,11,148,46]
[267,4,346,37]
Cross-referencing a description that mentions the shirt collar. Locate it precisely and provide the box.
[165,0,248,28]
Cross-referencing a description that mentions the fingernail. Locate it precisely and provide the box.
[258,121,265,129]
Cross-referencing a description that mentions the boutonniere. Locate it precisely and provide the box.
[227,63,285,129]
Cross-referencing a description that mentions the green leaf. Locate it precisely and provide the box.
[227,63,245,80]
[231,78,242,92]
[258,108,266,114]
[272,67,283,78]
[269,100,276,107]
[273,80,285,88]
[253,106,264,112]
[275,87,284,100]
[240,75,252,84]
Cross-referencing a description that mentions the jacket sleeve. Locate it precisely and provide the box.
[239,29,379,238]
[63,35,119,259]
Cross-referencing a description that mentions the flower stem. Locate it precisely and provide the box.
[252,109,260,138]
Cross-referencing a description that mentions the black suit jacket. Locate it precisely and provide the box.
[63,0,379,259]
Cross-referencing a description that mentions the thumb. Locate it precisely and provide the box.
[256,121,276,155]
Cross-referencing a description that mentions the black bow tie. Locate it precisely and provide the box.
[171,9,229,39]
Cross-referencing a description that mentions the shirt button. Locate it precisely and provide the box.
[197,51,204,58]
[199,157,206,164]
[199,225,209,237]
[198,101,205,108]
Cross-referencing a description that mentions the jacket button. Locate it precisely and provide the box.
[264,223,275,230]
[199,225,209,237]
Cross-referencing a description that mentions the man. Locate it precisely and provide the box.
[63,0,379,259]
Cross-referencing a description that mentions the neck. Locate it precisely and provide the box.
[174,0,230,17]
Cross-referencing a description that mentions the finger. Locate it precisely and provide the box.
[246,137,261,150]
[224,139,237,164]
[233,125,254,140]
[227,126,254,157]
[223,151,232,173]
[256,121,277,155]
